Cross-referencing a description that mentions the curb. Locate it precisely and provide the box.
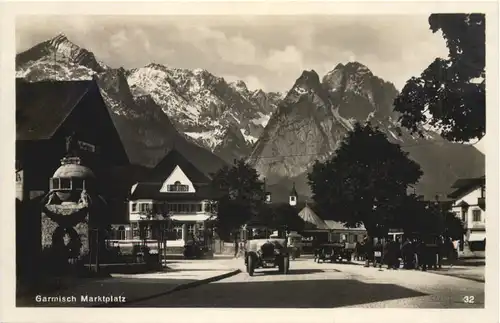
[92,268,241,307]
[429,271,485,283]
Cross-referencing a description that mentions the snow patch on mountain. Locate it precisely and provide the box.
[240,129,258,144]
[331,107,354,131]
[250,112,271,127]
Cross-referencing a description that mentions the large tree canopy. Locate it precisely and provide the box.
[211,159,265,240]
[393,14,485,142]
[266,203,306,233]
[308,122,423,237]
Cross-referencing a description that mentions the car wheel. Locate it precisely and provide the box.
[278,256,284,272]
[247,255,254,276]
[283,256,289,274]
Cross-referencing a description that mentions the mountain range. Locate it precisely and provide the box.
[16,34,485,202]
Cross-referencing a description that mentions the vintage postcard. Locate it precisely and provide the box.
[1,1,498,323]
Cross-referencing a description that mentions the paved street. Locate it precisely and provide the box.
[127,258,484,308]
[17,258,240,307]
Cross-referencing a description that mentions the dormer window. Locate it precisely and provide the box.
[167,181,189,192]
[290,196,296,202]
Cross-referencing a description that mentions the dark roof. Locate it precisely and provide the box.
[450,176,485,189]
[130,182,224,201]
[16,78,97,140]
[448,176,485,199]
[148,148,212,184]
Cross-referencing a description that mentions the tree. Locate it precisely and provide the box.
[307,122,423,238]
[393,14,485,142]
[267,203,306,233]
[397,198,466,240]
[211,159,265,241]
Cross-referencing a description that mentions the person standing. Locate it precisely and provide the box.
[355,241,362,261]
[416,239,428,271]
[436,236,444,269]
[363,236,372,267]
[373,238,383,268]
[448,237,458,268]
[401,238,413,269]
[389,237,401,269]
[234,237,239,258]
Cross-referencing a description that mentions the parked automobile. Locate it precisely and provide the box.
[183,240,205,259]
[244,238,290,276]
[314,242,353,263]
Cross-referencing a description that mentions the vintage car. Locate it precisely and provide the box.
[314,242,353,263]
[183,240,206,259]
[244,238,290,276]
[269,231,303,260]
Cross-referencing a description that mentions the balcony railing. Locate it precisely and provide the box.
[471,222,485,229]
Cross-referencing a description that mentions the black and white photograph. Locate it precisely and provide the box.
[1,1,499,322]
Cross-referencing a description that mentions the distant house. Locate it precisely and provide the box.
[298,204,367,244]
[448,176,486,255]
[124,149,224,247]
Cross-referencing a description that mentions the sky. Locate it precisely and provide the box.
[16,15,449,93]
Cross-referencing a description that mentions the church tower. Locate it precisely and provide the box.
[289,182,298,207]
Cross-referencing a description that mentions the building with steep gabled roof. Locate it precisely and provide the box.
[448,175,485,256]
[16,77,132,282]
[125,148,225,247]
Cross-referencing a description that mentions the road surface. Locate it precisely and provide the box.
[126,258,484,308]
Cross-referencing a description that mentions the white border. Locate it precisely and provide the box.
[1,1,498,323]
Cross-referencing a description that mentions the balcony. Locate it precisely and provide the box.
[471,222,485,230]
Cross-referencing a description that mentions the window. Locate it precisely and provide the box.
[167,181,189,192]
[472,209,482,222]
[50,178,60,190]
[73,178,84,190]
[290,196,296,202]
[131,203,137,212]
[60,178,71,189]
[480,185,485,198]
[172,225,183,240]
[139,203,151,213]
[116,226,126,240]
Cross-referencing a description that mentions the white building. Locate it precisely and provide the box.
[124,149,223,247]
[448,176,485,256]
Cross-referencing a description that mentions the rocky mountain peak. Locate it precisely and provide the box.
[323,61,373,93]
[144,62,170,72]
[47,33,70,46]
[230,80,249,94]
[295,70,321,87]
[17,33,104,74]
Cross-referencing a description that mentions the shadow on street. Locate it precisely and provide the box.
[128,279,428,308]
[251,269,327,276]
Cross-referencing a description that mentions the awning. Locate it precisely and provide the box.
[468,231,485,242]
[170,214,215,222]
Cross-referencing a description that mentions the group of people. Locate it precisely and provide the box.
[354,235,458,271]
